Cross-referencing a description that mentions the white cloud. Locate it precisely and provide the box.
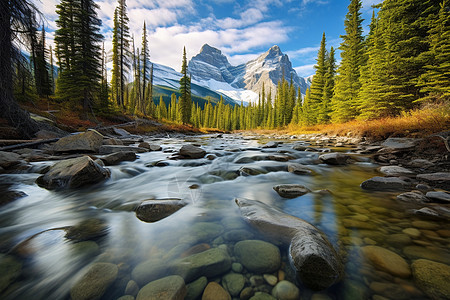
[227,53,259,66]
[286,46,319,58]
[294,64,315,77]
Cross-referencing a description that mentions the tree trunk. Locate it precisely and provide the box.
[0,2,39,139]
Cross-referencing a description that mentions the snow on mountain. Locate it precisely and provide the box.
[188,44,310,105]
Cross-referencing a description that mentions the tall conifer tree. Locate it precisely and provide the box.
[179,47,191,124]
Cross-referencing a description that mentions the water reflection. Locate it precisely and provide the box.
[0,135,448,299]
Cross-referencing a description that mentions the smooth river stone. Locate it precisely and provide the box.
[361,246,411,278]
[411,259,450,300]
[222,273,245,297]
[271,280,300,300]
[136,275,186,300]
[70,263,118,300]
[403,246,450,264]
[234,240,281,274]
[369,282,410,300]
[202,282,231,300]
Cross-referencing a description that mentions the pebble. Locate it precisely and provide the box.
[263,274,278,286]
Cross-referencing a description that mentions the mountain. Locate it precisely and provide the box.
[188,44,310,104]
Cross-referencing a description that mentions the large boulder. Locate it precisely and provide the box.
[36,156,110,189]
[100,151,137,166]
[319,153,350,165]
[361,246,411,278]
[136,275,186,300]
[179,145,206,159]
[381,138,421,150]
[0,151,21,169]
[171,248,231,283]
[417,172,450,190]
[70,263,118,300]
[360,176,411,191]
[53,130,103,153]
[234,240,281,274]
[411,259,450,300]
[135,199,186,223]
[235,199,343,290]
[273,184,311,198]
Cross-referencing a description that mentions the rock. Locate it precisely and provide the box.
[53,130,104,153]
[234,240,281,274]
[0,190,27,206]
[235,199,343,290]
[369,282,409,300]
[113,128,132,137]
[180,243,211,258]
[172,248,231,283]
[222,273,245,296]
[131,259,167,286]
[381,138,421,150]
[179,144,206,159]
[138,142,162,151]
[223,229,254,242]
[417,172,450,190]
[135,199,186,223]
[202,282,231,300]
[396,191,429,203]
[185,276,207,300]
[102,138,123,145]
[240,287,255,300]
[411,207,441,218]
[36,156,110,189]
[319,153,350,165]
[136,275,186,300]
[273,184,311,198]
[361,246,411,278]
[263,274,278,286]
[70,263,118,300]
[0,151,21,169]
[292,144,307,151]
[360,176,410,191]
[0,254,22,293]
[385,234,412,247]
[232,263,243,273]
[287,163,314,175]
[271,281,300,300]
[403,246,450,264]
[411,220,439,230]
[411,259,450,300]
[379,166,415,177]
[239,166,266,176]
[99,145,148,154]
[250,292,276,300]
[100,151,137,166]
[125,280,139,297]
[262,141,278,148]
[408,159,434,168]
[425,191,450,203]
[117,296,134,300]
[182,222,223,244]
[65,218,108,241]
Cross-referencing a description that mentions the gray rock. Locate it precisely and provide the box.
[273,184,311,198]
[379,166,415,177]
[417,172,450,190]
[185,276,207,300]
[287,163,313,175]
[53,130,104,153]
[411,207,440,218]
[125,280,139,297]
[239,166,267,176]
[360,176,410,191]
[262,141,279,148]
[171,247,231,282]
[131,259,168,286]
[235,199,343,290]
[222,273,245,296]
[396,191,429,203]
[36,156,110,189]
[408,159,434,168]
[411,259,450,300]
[135,199,186,223]
[319,153,350,165]
[179,144,206,159]
[99,145,148,154]
[70,263,118,300]
[234,240,281,274]
[292,144,307,151]
[250,292,276,300]
[223,229,254,242]
[271,281,300,300]
[102,138,123,145]
[136,275,186,300]
[0,254,22,293]
[231,262,243,273]
[65,218,108,241]
[100,151,136,166]
[381,137,421,150]
[0,151,21,169]
[425,191,450,203]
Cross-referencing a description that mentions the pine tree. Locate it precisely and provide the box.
[331,0,364,122]
[318,46,336,123]
[307,32,327,125]
[34,26,51,97]
[418,0,450,101]
[141,22,150,114]
[179,47,191,124]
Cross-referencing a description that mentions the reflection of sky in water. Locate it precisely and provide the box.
[0,135,449,299]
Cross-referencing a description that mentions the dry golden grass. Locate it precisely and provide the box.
[287,102,450,141]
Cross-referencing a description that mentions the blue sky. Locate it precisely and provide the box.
[35,0,382,77]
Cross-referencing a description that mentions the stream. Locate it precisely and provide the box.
[0,134,449,299]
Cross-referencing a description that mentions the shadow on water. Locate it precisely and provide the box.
[0,135,448,299]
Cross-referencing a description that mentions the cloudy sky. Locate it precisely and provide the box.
[34,0,382,77]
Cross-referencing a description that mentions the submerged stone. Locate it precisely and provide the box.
[271,280,300,300]
[70,263,118,300]
[135,199,186,223]
[273,184,311,198]
[136,275,186,300]
[361,246,411,278]
[179,144,206,159]
[411,259,450,300]
[234,240,281,274]
[360,176,410,191]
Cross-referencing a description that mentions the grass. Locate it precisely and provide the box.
[286,102,450,141]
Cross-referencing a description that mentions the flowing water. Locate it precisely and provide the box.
[0,134,449,299]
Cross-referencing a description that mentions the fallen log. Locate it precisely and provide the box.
[0,138,59,151]
[235,198,344,290]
